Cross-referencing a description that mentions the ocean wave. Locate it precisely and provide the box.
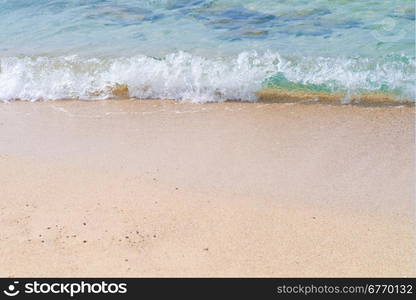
[0,51,414,103]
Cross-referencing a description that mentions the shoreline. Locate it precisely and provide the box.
[3,94,415,107]
[0,100,414,277]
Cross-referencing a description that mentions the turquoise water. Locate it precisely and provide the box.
[0,0,414,102]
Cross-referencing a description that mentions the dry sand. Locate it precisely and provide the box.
[0,99,414,277]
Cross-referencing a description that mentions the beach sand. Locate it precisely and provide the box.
[0,99,414,277]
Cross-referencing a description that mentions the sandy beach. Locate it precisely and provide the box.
[0,100,414,277]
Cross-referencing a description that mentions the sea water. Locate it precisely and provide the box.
[0,0,414,102]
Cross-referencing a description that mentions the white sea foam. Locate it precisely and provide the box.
[0,51,414,102]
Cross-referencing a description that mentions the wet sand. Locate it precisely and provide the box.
[0,99,414,277]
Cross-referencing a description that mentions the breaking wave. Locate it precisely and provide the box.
[0,51,414,104]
